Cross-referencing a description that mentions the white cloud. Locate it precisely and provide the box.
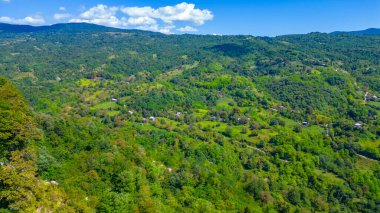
[127,16,156,25]
[177,26,198,32]
[0,15,45,25]
[155,2,213,25]
[69,4,125,28]
[59,6,66,11]
[68,2,212,34]
[54,13,72,20]
[121,2,213,25]
[80,4,118,19]
[121,6,155,17]
[70,16,126,28]
[2,0,11,3]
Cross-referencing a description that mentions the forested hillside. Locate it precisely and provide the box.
[0,76,71,211]
[0,23,379,212]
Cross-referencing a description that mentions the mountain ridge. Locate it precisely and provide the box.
[0,22,154,34]
[331,28,380,35]
[1,22,380,36]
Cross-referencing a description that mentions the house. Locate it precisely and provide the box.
[149,116,156,121]
[50,180,59,185]
[302,121,309,126]
[128,110,133,115]
[354,123,362,128]
[111,98,118,102]
[176,112,182,117]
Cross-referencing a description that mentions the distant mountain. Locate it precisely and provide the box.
[0,23,43,32]
[0,22,146,33]
[2,23,380,37]
[331,28,380,35]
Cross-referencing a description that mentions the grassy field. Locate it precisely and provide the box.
[91,101,119,110]
[314,169,345,185]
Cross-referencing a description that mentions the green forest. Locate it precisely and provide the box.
[0,23,380,212]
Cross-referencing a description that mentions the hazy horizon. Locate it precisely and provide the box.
[1,0,379,36]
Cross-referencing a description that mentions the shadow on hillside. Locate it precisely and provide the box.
[207,43,251,57]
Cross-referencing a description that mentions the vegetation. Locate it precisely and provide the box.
[0,76,71,212]
[0,23,379,212]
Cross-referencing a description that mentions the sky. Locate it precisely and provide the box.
[0,0,379,36]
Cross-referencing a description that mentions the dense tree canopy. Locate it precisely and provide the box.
[0,23,379,212]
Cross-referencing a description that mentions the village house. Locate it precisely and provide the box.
[50,180,59,185]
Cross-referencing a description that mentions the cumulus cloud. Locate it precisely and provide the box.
[121,2,213,25]
[0,15,45,25]
[68,2,213,34]
[54,13,72,20]
[59,6,66,11]
[79,4,118,20]
[70,16,125,28]
[127,16,156,26]
[177,26,198,32]
[2,0,11,3]
[156,2,213,25]
[69,4,126,28]
[121,6,155,17]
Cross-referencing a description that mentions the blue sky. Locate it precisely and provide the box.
[0,0,379,36]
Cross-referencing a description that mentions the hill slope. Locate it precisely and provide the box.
[0,23,380,212]
[0,76,72,211]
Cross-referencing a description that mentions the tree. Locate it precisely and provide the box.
[0,150,72,212]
